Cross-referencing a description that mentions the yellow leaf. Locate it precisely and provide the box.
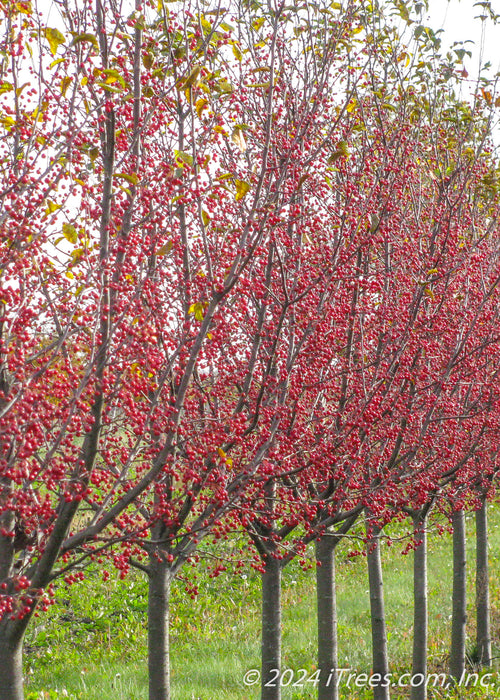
[15,83,29,97]
[215,79,233,94]
[70,247,84,263]
[45,199,61,215]
[234,180,250,201]
[398,51,411,67]
[481,88,492,105]
[179,65,201,89]
[174,150,194,167]
[157,241,173,256]
[252,17,265,30]
[49,57,65,70]
[328,140,349,163]
[45,27,66,56]
[14,2,33,14]
[62,222,78,243]
[101,68,127,88]
[231,41,242,61]
[72,33,98,48]
[231,127,247,153]
[200,16,212,34]
[115,172,139,185]
[202,210,210,227]
[0,115,15,130]
[346,98,357,113]
[193,81,208,96]
[32,100,48,122]
[195,98,208,118]
[60,76,72,96]
[188,301,206,321]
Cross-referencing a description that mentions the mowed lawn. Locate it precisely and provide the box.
[25,510,500,699]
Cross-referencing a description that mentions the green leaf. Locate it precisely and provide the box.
[96,82,123,93]
[45,28,66,56]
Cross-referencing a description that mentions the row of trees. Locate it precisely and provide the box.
[1,0,500,698]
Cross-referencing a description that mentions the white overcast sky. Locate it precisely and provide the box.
[425,0,500,75]
[37,0,499,70]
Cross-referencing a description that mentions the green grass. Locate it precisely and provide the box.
[24,510,500,699]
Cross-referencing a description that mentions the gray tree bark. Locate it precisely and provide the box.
[261,554,282,700]
[148,553,173,700]
[0,631,23,700]
[366,521,390,700]
[449,509,467,683]
[475,497,491,667]
[411,512,428,700]
[316,536,338,700]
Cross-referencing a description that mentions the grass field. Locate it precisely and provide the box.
[24,510,500,699]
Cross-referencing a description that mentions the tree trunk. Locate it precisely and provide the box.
[450,509,467,683]
[366,522,390,700]
[316,536,338,700]
[261,554,282,700]
[148,554,173,700]
[411,511,428,700]
[475,497,491,667]
[0,629,23,700]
